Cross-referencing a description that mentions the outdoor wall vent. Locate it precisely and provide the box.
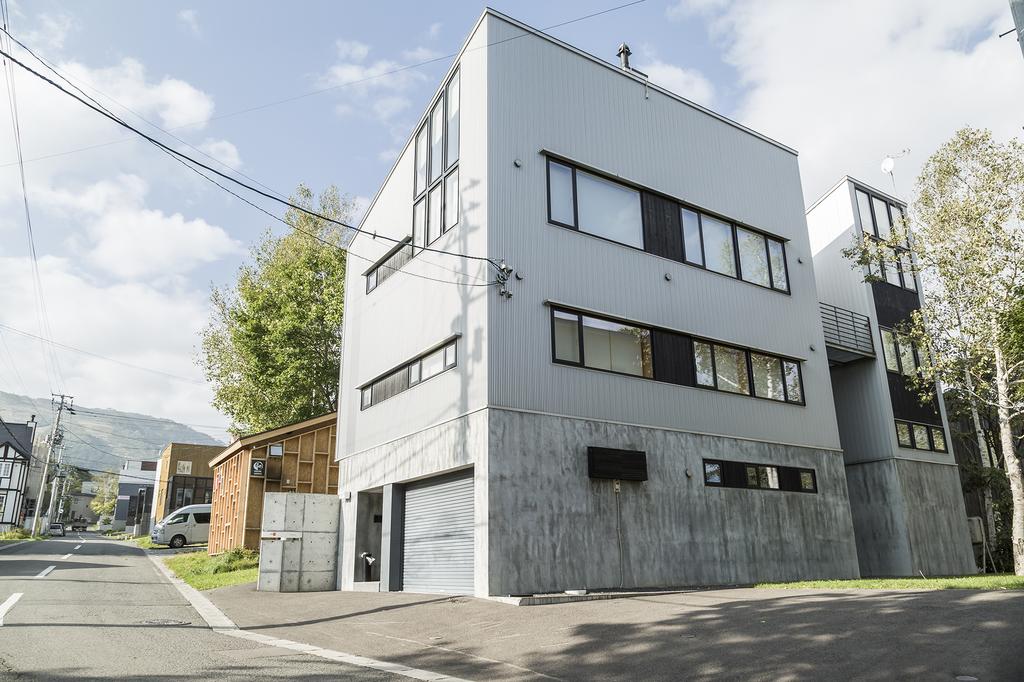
[587,447,648,481]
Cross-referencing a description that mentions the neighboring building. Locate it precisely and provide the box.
[65,480,98,525]
[112,459,158,532]
[0,419,35,531]
[208,412,338,554]
[151,443,222,523]
[807,176,975,577]
[335,9,861,597]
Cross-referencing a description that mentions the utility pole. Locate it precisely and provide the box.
[46,442,66,523]
[31,393,73,535]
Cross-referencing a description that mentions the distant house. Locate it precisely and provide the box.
[0,419,35,531]
[208,412,338,554]
[151,443,223,524]
[113,459,158,531]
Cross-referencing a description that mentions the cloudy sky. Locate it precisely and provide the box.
[0,0,1021,441]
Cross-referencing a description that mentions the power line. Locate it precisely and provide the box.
[0,322,205,385]
[0,44,499,272]
[71,408,229,432]
[0,4,66,393]
[0,1,649,169]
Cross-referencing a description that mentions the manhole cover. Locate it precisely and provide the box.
[140,618,191,626]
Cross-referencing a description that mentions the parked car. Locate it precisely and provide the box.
[48,522,65,537]
[150,504,211,549]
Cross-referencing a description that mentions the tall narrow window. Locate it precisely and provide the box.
[737,227,770,287]
[899,340,916,377]
[884,257,902,287]
[445,71,459,168]
[444,168,459,231]
[856,190,874,235]
[896,422,912,448]
[552,310,581,363]
[681,208,703,266]
[548,160,575,226]
[899,253,916,291]
[714,345,749,395]
[783,360,802,403]
[702,216,736,277]
[931,427,946,452]
[767,239,788,292]
[413,199,426,254]
[694,341,714,387]
[429,100,444,182]
[427,184,442,244]
[750,352,785,401]
[912,424,930,451]
[872,197,892,240]
[881,329,900,373]
[575,170,643,249]
[414,127,428,196]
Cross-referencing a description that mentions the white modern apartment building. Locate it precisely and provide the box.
[807,177,975,576]
[335,9,864,597]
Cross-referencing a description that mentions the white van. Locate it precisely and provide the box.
[150,504,211,549]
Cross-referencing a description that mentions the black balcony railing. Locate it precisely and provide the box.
[820,302,874,356]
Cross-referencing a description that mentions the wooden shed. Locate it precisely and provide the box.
[208,412,338,554]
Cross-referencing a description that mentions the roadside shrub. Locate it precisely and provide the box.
[0,527,32,540]
[211,548,259,574]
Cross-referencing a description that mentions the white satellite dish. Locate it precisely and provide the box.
[881,156,895,174]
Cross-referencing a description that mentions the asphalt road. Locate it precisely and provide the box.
[0,533,394,681]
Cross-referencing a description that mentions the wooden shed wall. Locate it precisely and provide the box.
[209,422,338,554]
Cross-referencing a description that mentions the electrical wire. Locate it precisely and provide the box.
[0,1,649,169]
[70,408,229,432]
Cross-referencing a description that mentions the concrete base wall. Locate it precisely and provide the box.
[487,409,860,595]
[845,458,975,577]
[258,493,340,592]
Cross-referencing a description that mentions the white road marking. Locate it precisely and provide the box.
[146,554,470,681]
[61,553,72,560]
[33,565,56,579]
[74,545,82,550]
[0,592,23,626]
[0,541,30,553]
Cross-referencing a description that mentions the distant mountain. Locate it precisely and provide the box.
[0,390,226,475]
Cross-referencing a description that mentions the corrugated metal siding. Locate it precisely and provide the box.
[485,15,841,450]
[402,471,475,594]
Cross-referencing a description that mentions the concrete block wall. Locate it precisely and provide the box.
[258,492,340,592]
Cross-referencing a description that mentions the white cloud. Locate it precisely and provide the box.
[22,13,75,50]
[62,58,214,129]
[39,174,241,280]
[335,39,370,62]
[177,9,200,36]
[198,138,242,168]
[0,254,227,433]
[428,22,442,39]
[639,56,715,108]
[682,0,1024,202]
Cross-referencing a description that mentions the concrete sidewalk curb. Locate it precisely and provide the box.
[146,553,471,681]
[0,541,31,553]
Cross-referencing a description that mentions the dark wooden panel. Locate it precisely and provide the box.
[641,192,683,262]
[587,447,648,481]
[652,330,694,386]
[872,281,921,328]
[887,373,941,425]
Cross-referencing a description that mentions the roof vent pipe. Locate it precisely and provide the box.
[617,43,631,71]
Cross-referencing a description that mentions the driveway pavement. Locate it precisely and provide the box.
[207,583,1024,681]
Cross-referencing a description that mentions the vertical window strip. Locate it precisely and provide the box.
[411,68,460,253]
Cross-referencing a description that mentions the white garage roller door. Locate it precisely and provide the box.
[402,470,474,594]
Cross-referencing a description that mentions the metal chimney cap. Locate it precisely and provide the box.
[617,43,632,70]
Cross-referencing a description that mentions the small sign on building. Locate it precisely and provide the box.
[176,461,193,475]
[251,459,266,477]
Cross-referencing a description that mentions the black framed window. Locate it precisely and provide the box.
[703,458,817,493]
[360,340,458,410]
[412,68,460,252]
[551,306,804,405]
[855,188,916,292]
[880,326,920,376]
[545,156,790,293]
[366,238,414,294]
[551,309,653,378]
[895,419,947,452]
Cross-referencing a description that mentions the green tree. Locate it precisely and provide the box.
[89,472,118,518]
[200,184,353,437]
[845,128,1024,575]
